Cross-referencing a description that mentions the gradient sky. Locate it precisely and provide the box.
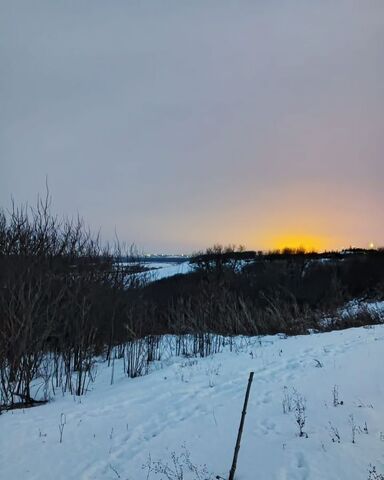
[1,1,383,253]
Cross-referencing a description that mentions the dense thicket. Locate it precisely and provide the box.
[0,196,148,410]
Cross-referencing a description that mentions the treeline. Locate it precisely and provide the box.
[190,243,384,304]
[138,244,384,339]
[0,197,383,411]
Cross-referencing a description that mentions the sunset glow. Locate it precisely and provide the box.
[1,1,383,253]
[269,234,327,253]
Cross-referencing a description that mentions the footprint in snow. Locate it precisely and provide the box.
[295,452,310,480]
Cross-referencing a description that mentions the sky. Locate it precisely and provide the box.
[1,1,383,253]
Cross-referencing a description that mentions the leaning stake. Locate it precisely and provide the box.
[228,371,254,480]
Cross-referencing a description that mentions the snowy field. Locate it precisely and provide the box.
[1,326,384,480]
[146,261,192,281]
[121,260,192,282]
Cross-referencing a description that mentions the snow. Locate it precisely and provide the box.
[340,300,384,319]
[1,326,384,479]
[321,300,384,328]
[121,261,192,282]
[146,261,192,281]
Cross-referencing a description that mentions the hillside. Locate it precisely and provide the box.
[1,325,383,480]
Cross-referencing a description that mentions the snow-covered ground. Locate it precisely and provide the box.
[146,261,192,281]
[1,326,384,480]
[121,260,192,282]
[321,300,384,328]
[340,300,384,319]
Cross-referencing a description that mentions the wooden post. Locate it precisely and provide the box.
[228,371,254,480]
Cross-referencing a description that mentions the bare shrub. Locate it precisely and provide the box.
[368,466,384,480]
[328,422,341,443]
[332,385,343,407]
[58,413,66,443]
[125,339,148,378]
[0,192,148,409]
[293,392,308,438]
[349,414,357,444]
[143,445,214,480]
[282,386,293,414]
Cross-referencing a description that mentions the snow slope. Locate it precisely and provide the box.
[1,326,384,480]
[146,261,192,281]
[121,261,192,282]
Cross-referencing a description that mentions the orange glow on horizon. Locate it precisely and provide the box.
[268,233,327,253]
